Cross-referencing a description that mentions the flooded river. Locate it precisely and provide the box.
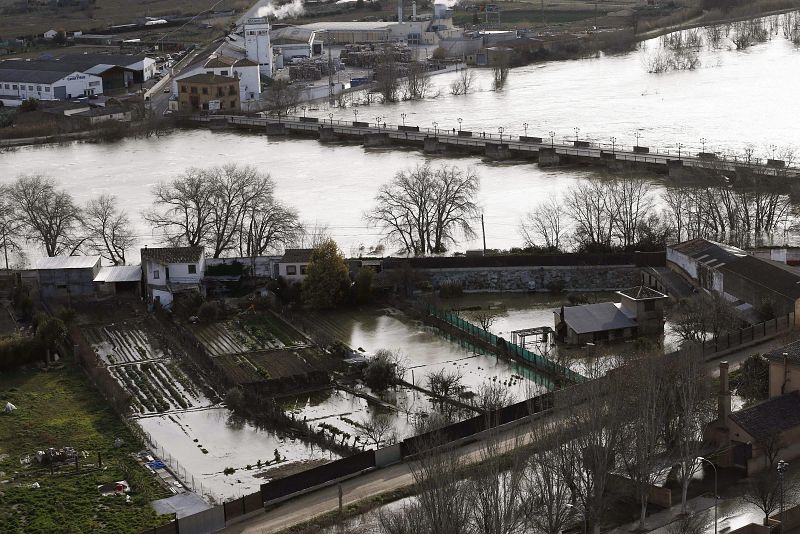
[2,18,799,258]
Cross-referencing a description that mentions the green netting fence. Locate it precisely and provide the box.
[427,305,586,385]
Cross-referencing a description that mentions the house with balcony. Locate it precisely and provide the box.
[140,246,205,307]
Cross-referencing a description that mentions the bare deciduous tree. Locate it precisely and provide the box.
[84,194,135,265]
[0,185,23,269]
[450,67,476,96]
[520,196,567,251]
[357,413,397,448]
[264,78,300,119]
[11,174,84,257]
[144,168,215,247]
[404,62,434,100]
[366,164,480,255]
[474,381,516,413]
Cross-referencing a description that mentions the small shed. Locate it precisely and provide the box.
[32,255,102,298]
[94,265,142,296]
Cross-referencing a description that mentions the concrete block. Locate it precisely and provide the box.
[318,127,339,142]
[265,122,287,135]
[485,143,511,160]
[423,136,443,153]
[363,132,391,147]
[538,147,560,166]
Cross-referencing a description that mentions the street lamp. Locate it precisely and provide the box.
[375,116,382,128]
[301,105,307,118]
[401,112,407,126]
[549,131,555,148]
[498,126,504,142]
[698,456,718,534]
[701,137,707,153]
[353,108,359,122]
[433,121,438,134]
[778,460,789,533]
[523,122,528,137]
[677,142,683,159]
[611,136,616,154]
[771,144,778,160]
[328,112,334,125]
[457,117,462,132]
[574,126,580,142]
[635,131,642,148]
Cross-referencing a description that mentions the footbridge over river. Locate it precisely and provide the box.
[191,114,800,181]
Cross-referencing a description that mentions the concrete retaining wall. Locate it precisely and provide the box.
[414,265,641,292]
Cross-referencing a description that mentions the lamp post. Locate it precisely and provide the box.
[635,130,642,148]
[523,122,528,137]
[677,142,683,159]
[611,136,616,154]
[301,105,307,118]
[353,108,359,123]
[771,144,778,160]
[457,117,462,132]
[574,126,580,142]
[498,126,504,142]
[549,131,555,148]
[328,112,334,125]
[401,112,407,126]
[375,116,382,128]
[778,460,789,533]
[433,121,438,134]
[698,456,718,534]
[701,137,707,153]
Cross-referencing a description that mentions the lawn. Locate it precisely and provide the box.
[0,365,170,533]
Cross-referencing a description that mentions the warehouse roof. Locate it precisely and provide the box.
[33,255,101,270]
[561,303,637,335]
[94,265,142,283]
[299,21,392,31]
[0,68,76,84]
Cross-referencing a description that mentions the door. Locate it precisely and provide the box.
[165,267,170,280]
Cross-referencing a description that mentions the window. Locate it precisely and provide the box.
[12,85,17,89]
[286,265,297,275]
[644,300,656,312]
[230,100,236,108]
[153,270,160,280]
[89,81,100,87]
[217,88,223,97]
[45,87,50,92]
[28,85,33,90]
[201,87,208,95]
[190,86,197,94]
[36,85,41,91]
[202,103,208,110]
[181,85,187,93]
[229,85,236,95]
[188,264,197,274]
[3,84,7,89]
[300,265,308,275]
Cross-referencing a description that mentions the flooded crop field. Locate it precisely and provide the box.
[137,407,338,500]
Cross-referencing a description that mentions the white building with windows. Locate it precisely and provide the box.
[276,249,313,285]
[141,246,205,307]
[173,56,261,104]
[0,69,103,100]
[244,17,272,76]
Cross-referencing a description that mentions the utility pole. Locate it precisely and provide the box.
[328,32,334,105]
[481,214,487,255]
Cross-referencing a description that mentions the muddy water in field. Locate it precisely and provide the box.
[137,407,339,501]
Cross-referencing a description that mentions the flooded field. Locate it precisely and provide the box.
[137,407,338,501]
[312,307,549,400]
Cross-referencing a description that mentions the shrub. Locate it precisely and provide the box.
[362,349,405,391]
[438,282,464,298]
[206,261,245,276]
[546,279,566,294]
[0,335,45,370]
[19,97,39,112]
[197,301,219,323]
[416,280,434,292]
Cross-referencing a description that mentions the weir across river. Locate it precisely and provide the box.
[191,114,800,181]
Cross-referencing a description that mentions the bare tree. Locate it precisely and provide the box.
[84,194,135,265]
[404,62,434,100]
[608,176,656,249]
[450,67,476,96]
[492,49,511,89]
[520,196,567,251]
[671,293,739,345]
[0,185,23,269]
[427,368,465,401]
[366,164,480,255]
[743,470,784,525]
[564,180,614,250]
[469,432,526,534]
[375,45,401,103]
[239,199,302,257]
[469,309,499,332]
[666,513,707,534]
[11,174,84,257]
[144,168,215,247]
[356,413,397,448]
[474,381,516,413]
[264,78,300,120]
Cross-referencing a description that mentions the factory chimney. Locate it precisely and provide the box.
[412,1,417,21]
[397,0,404,22]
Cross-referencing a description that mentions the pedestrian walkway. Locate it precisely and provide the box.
[610,496,717,533]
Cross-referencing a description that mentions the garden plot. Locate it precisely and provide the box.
[191,313,307,357]
[82,323,169,365]
[110,361,210,415]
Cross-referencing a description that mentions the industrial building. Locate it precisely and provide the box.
[0,69,103,100]
[177,73,241,112]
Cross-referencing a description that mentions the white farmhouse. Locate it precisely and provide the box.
[140,246,205,307]
[43,29,60,40]
[276,249,313,285]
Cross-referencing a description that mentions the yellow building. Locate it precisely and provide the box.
[177,73,240,113]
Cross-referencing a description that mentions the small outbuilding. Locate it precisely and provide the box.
[94,265,142,297]
[32,255,102,298]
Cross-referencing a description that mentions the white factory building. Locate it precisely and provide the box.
[0,69,103,100]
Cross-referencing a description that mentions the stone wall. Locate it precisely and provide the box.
[413,265,641,292]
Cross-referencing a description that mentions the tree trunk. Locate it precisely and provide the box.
[640,498,648,529]
[46,348,51,367]
[681,479,690,513]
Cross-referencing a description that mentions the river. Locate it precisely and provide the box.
[1,17,798,258]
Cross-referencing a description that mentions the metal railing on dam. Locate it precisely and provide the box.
[190,114,800,179]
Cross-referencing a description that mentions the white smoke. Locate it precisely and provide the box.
[434,0,458,8]
[257,0,305,20]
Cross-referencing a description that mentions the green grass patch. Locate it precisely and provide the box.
[0,365,171,533]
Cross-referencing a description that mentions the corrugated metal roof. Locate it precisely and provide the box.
[93,265,141,283]
[562,302,637,335]
[33,255,101,270]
